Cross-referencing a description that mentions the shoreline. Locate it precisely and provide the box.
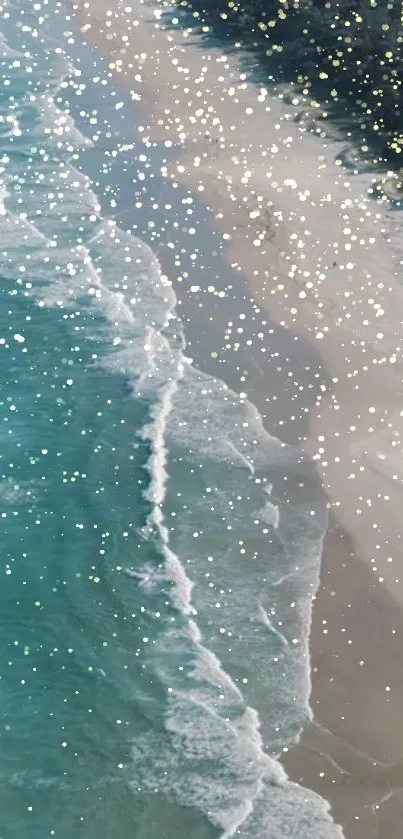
[70,2,403,836]
[73,0,403,596]
[283,517,403,837]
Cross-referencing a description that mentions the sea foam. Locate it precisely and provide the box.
[0,11,344,838]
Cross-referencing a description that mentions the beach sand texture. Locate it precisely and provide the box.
[73,1,403,835]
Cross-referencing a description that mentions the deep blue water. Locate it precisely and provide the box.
[0,2,345,837]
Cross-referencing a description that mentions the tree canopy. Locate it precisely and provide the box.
[175,0,403,163]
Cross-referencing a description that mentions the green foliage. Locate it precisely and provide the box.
[175,0,403,160]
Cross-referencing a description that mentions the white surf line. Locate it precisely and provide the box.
[317,751,352,777]
[255,602,289,646]
[171,685,286,839]
[20,214,52,243]
[171,688,241,731]
[371,788,395,834]
[260,488,280,529]
[188,619,244,702]
[218,776,268,839]
[134,324,164,395]
[313,721,389,769]
[225,438,255,475]
[271,566,301,588]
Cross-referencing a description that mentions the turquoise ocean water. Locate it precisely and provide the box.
[0,1,344,837]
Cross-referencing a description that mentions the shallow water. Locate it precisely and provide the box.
[0,2,344,837]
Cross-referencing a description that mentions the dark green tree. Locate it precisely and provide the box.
[175,0,403,161]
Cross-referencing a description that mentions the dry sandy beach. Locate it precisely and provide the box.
[72,0,403,835]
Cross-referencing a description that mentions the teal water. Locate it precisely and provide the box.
[0,2,345,837]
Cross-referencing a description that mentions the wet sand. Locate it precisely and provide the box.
[71,1,403,835]
[283,521,403,838]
